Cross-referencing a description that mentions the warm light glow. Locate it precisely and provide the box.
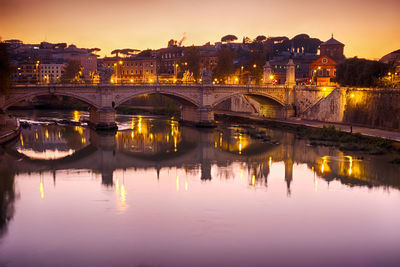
[347,156,353,176]
[351,93,355,98]
[138,117,142,133]
[268,156,272,168]
[39,181,45,199]
[238,135,242,154]
[184,179,188,192]
[320,156,330,174]
[269,75,274,80]
[323,87,327,91]
[174,136,177,152]
[73,110,80,121]
[253,64,257,68]
[119,60,123,65]
[120,184,126,203]
[20,134,24,147]
[176,175,180,192]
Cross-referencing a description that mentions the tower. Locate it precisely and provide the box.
[263,61,274,85]
[285,58,296,87]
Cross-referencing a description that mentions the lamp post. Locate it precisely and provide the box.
[118,60,123,83]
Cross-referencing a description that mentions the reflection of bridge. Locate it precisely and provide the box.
[4,127,399,192]
[1,84,295,129]
[6,128,285,184]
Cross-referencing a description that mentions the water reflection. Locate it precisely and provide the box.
[116,117,181,155]
[5,115,400,192]
[1,113,400,265]
[15,124,90,160]
[0,166,16,239]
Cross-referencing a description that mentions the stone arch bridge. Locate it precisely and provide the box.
[0,84,295,129]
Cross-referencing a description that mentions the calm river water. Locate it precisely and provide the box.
[0,110,399,266]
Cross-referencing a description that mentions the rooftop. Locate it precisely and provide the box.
[320,36,344,46]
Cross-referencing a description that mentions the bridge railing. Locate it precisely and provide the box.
[12,82,289,89]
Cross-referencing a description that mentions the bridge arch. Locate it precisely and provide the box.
[114,91,200,108]
[211,91,286,108]
[2,90,100,110]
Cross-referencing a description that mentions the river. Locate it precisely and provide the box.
[0,110,399,266]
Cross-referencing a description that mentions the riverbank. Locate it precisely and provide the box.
[0,118,21,144]
[215,111,400,142]
[215,111,400,163]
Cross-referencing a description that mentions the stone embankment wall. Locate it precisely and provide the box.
[300,88,345,123]
[295,86,332,114]
[298,87,400,131]
[343,88,400,130]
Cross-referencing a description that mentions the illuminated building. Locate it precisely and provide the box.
[309,35,345,86]
[157,46,185,82]
[39,62,66,84]
[103,56,157,83]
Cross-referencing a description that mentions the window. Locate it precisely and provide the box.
[322,58,328,64]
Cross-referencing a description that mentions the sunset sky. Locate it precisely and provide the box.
[1,0,399,59]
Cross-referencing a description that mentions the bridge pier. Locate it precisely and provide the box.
[180,105,215,127]
[0,109,7,127]
[89,107,118,131]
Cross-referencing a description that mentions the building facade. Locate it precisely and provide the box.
[39,62,66,84]
[103,56,157,83]
[309,36,345,86]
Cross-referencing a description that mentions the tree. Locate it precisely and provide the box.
[221,35,238,43]
[292,34,321,54]
[255,35,267,42]
[88,48,101,54]
[61,60,82,83]
[0,42,12,95]
[336,58,389,87]
[242,36,252,44]
[213,48,236,83]
[111,48,139,57]
[180,46,201,81]
[168,39,178,47]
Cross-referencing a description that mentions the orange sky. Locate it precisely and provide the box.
[1,0,399,59]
